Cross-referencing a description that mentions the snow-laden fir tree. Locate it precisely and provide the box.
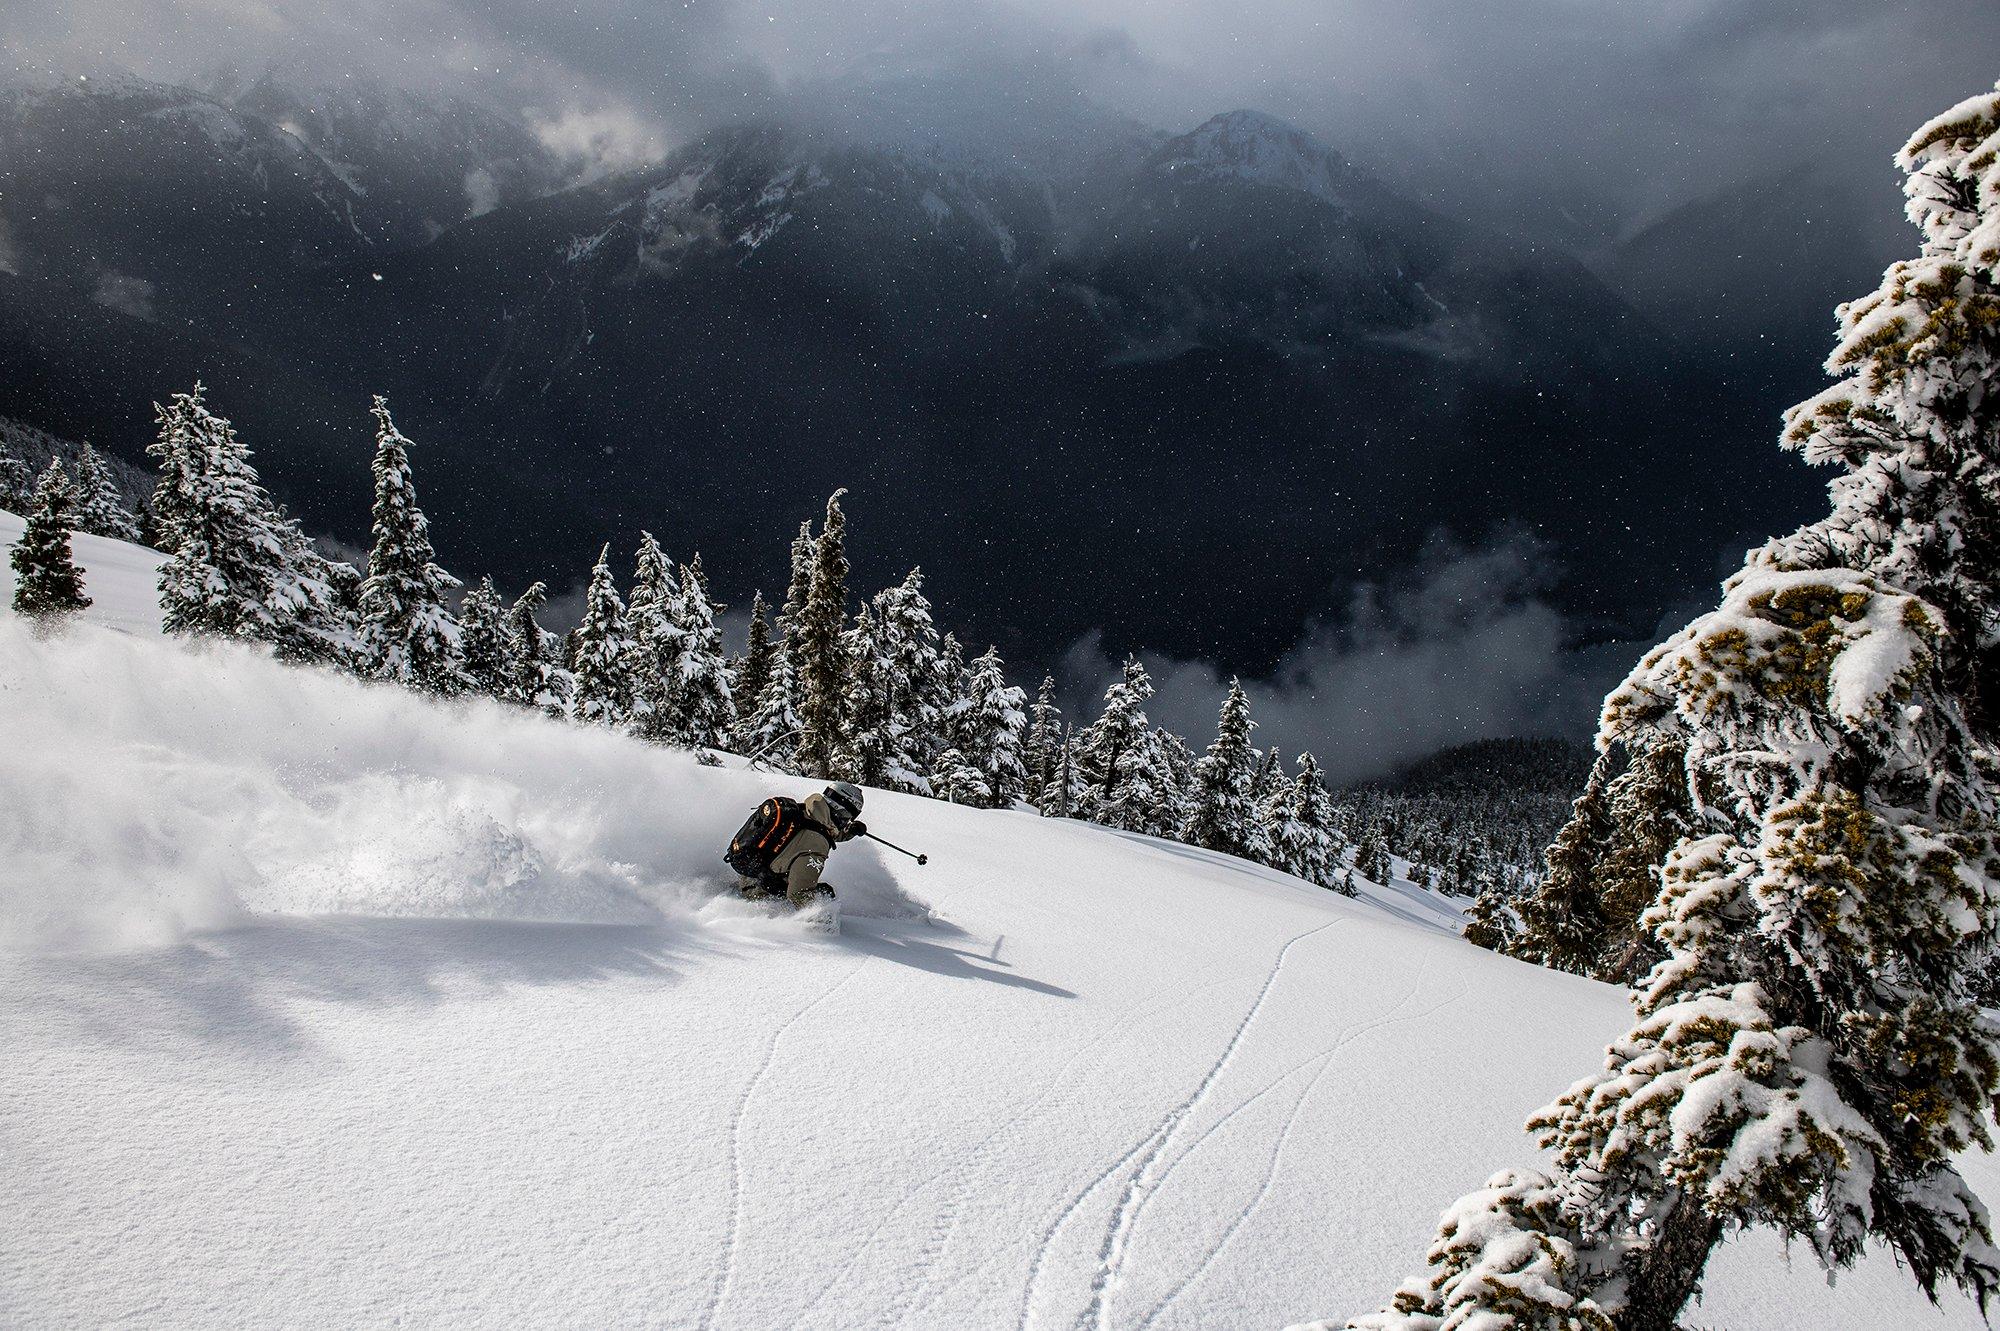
[0,437,27,512]
[1151,727,1199,838]
[569,545,635,726]
[670,554,735,750]
[458,576,512,700]
[741,647,803,768]
[1076,656,1153,821]
[148,383,355,663]
[793,490,851,777]
[1183,679,1271,862]
[733,591,776,719]
[504,581,571,716]
[1348,82,2000,1331]
[934,630,970,753]
[957,645,1029,808]
[626,532,685,744]
[70,442,141,541]
[1351,824,1392,884]
[776,519,815,676]
[1512,739,1690,983]
[357,397,464,693]
[835,601,891,785]
[1042,724,1084,819]
[9,460,91,622]
[873,568,948,790]
[932,745,991,807]
[1268,752,1343,889]
[1024,674,1062,808]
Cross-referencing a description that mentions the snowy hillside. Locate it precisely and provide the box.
[1,517,1994,1328]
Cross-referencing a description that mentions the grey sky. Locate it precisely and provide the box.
[10,0,1997,235]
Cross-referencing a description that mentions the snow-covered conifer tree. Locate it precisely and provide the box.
[9,460,91,622]
[1268,753,1341,888]
[934,630,970,751]
[957,645,1028,808]
[70,443,141,541]
[504,581,570,716]
[793,490,850,777]
[776,519,814,674]
[1076,656,1154,824]
[741,648,803,768]
[1024,674,1062,808]
[0,438,27,512]
[1183,679,1268,862]
[1042,724,1084,819]
[458,576,512,700]
[734,591,776,717]
[626,532,685,743]
[148,383,355,662]
[357,397,464,693]
[670,554,735,750]
[1352,83,2000,1331]
[835,601,891,785]
[932,746,991,807]
[569,545,635,726]
[1151,728,1199,837]
[873,569,947,790]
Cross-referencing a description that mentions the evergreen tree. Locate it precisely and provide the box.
[1106,728,1183,837]
[626,532,685,743]
[935,630,970,752]
[0,438,27,511]
[741,648,803,768]
[458,576,512,700]
[70,442,141,541]
[733,591,776,718]
[569,545,635,726]
[1042,724,1084,819]
[776,519,815,675]
[1076,656,1154,821]
[1024,674,1062,808]
[8,460,91,621]
[1183,679,1268,861]
[932,746,991,807]
[793,490,850,777]
[504,581,570,716]
[873,569,947,789]
[835,601,892,785]
[147,383,355,662]
[1355,84,2000,1331]
[958,645,1029,808]
[357,397,464,693]
[671,553,735,750]
[1268,753,1342,888]
[1151,727,1199,838]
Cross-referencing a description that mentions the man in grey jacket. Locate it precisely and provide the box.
[741,781,867,907]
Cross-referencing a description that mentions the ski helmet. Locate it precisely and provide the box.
[824,781,864,826]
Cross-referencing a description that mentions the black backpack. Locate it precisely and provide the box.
[726,796,818,877]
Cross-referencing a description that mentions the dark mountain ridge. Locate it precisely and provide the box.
[0,77,1823,679]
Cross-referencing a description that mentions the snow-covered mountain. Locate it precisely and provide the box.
[1,516,1990,1329]
[0,78,1818,675]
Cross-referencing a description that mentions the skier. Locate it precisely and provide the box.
[726,781,867,908]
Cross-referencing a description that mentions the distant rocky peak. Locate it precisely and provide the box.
[1151,110,1365,206]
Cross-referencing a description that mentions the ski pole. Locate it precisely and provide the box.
[864,831,928,866]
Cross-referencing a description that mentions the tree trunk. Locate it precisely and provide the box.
[1614,1194,1724,1331]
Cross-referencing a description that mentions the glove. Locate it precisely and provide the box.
[845,820,868,840]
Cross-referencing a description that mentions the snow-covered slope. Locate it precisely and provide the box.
[0,524,1992,1329]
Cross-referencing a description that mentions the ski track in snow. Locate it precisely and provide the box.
[875,970,1240,1330]
[703,955,873,1331]
[1018,916,1345,1331]
[1136,972,1474,1330]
